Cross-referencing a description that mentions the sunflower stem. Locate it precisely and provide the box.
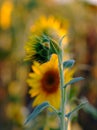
[58,50,67,130]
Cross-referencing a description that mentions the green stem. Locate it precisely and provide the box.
[58,52,66,130]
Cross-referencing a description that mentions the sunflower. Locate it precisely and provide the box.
[27,54,74,109]
[31,16,68,42]
[25,35,50,63]
[25,16,68,63]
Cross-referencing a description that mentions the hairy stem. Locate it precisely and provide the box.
[58,51,66,130]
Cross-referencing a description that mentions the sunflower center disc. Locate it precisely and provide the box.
[41,69,60,93]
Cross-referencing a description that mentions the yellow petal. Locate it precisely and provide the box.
[29,89,40,97]
[27,79,40,88]
[33,94,45,107]
[32,65,41,75]
[64,68,75,83]
[29,73,42,79]
[50,54,58,64]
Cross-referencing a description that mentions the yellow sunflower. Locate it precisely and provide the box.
[31,16,68,42]
[25,16,68,63]
[27,54,74,109]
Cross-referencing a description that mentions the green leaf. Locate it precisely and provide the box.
[50,40,61,55]
[59,35,67,46]
[64,77,84,88]
[84,103,97,119]
[63,60,75,69]
[49,104,59,115]
[65,101,88,118]
[24,102,49,125]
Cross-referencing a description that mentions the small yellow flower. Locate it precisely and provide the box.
[25,16,68,63]
[27,54,74,109]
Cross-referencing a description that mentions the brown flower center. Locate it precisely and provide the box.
[41,69,60,94]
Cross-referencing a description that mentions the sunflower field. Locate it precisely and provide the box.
[0,0,97,130]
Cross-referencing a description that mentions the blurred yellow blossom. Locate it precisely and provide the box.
[25,16,69,62]
[0,0,13,29]
[31,16,68,43]
[6,103,28,125]
[8,81,21,96]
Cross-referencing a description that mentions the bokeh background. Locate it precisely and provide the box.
[0,0,97,130]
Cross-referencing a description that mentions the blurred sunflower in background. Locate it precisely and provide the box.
[25,16,68,63]
[0,0,13,30]
[25,35,50,63]
[27,54,74,109]
[6,102,28,125]
[30,16,68,42]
